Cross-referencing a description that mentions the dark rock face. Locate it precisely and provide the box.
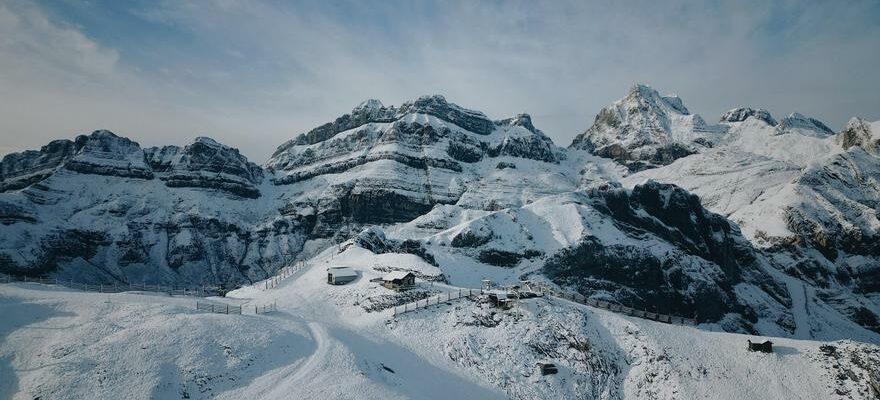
[350,226,437,266]
[159,137,263,198]
[144,145,180,172]
[63,131,154,179]
[398,95,495,136]
[720,107,777,126]
[0,139,78,192]
[447,132,485,163]
[286,99,397,148]
[544,181,788,325]
[477,249,542,267]
[487,134,559,163]
[593,142,696,172]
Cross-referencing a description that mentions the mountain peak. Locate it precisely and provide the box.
[837,117,879,153]
[719,107,777,126]
[778,112,834,136]
[353,98,385,113]
[569,83,716,171]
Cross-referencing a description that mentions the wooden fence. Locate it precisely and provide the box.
[0,274,222,297]
[261,261,306,290]
[196,301,242,315]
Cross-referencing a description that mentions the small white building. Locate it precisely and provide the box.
[326,266,358,285]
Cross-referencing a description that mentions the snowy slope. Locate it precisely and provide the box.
[3,245,880,399]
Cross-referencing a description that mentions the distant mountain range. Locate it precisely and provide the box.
[1,84,878,341]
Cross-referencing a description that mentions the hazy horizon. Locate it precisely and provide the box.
[1,0,878,162]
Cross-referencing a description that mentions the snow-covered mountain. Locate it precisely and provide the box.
[3,87,880,399]
[569,84,724,171]
[1,89,879,340]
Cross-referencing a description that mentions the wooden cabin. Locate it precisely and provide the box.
[380,271,416,291]
[747,339,773,353]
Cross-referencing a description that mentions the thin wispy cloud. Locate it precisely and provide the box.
[1,0,878,162]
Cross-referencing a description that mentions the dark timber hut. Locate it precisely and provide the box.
[380,271,416,291]
[747,339,773,353]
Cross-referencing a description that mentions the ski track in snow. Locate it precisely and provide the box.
[3,244,880,399]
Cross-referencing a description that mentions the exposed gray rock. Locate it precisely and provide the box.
[719,107,777,126]
[837,117,878,154]
[160,137,263,198]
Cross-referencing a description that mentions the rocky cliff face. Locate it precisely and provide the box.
[0,131,153,191]
[155,137,264,199]
[266,96,568,238]
[0,132,299,286]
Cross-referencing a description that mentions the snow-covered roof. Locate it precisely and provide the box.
[382,271,414,281]
[327,266,357,278]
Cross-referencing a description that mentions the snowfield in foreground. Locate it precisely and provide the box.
[2,245,879,399]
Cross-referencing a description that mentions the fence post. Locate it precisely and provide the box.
[226,304,229,314]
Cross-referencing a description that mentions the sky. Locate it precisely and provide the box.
[0,0,878,162]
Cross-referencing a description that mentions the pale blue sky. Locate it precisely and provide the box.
[1,0,878,161]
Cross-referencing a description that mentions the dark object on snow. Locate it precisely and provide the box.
[486,292,514,310]
[380,271,416,291]
[536,363,558,375]
[747,339,773,353]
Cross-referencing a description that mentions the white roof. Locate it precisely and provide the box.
[327,267,358,278]
[382,271,414,281]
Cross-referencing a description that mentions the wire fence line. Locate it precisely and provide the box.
[392,288,483,316]
[390,284,697,326]
[196,301,242,315]
[261,261,306,290]
[0,274,223,297]
[536,286,697,326]
[254,301,278,314]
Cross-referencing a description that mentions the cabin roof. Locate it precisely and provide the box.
[327,266,357,278]
[382,271,414,281]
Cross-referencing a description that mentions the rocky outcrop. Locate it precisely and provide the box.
[62,131,154,179]
[837,117,879,154]
[159,137,263,198]
[0,139,78,192]
[398,95,495,136]
[570,84,722,171]
[543,182,788,326]
[719,107,777,126]
[267,96,569,238]
[0,131,155,192]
